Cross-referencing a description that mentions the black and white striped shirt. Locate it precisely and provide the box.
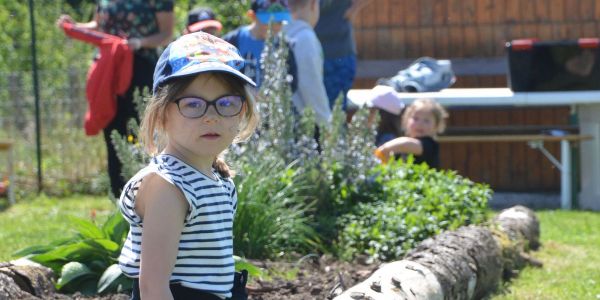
[118,154,237,299]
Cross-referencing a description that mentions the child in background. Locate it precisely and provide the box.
[222,0,292,87]
[117,32,259,300]
[375,98,448,169]
[184,7,223,36]
[285,0,331,125]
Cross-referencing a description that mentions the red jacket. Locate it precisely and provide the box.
[61,23,133,136]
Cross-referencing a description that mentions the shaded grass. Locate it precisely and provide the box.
[0,194,115,261]
[492,210,600,300]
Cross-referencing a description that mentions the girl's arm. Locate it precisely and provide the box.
[377,136,423,160]
[135,173,189,300]
[128,11,174,50]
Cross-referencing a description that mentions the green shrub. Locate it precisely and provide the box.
[337,157,491,261]
[233,159,319,258]
[14,211,131,295]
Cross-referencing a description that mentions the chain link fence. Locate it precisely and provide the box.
[1,2,109,199]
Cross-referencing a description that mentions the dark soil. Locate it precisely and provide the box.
[246,255,377,300]
[42,255,378,300]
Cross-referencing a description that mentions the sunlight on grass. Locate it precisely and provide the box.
[0,194,116,261]
[492,210,600,300]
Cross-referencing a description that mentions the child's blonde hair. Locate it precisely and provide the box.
[401,98,449,134]
[140,72,259,177]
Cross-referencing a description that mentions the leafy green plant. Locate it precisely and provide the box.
[233,159,319,259]
[14,210,130,295]
[337,157,491,261]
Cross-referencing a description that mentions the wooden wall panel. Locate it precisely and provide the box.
[420,0,435,26]
[492,0,506,24]
[389,0,404,27]
[579,0,595,21]
[404,0,420,27]
[447,0,462,25]
[390,28,407,58]
[582,24,597,37]
[462,0,477,24]
[476,0,494,24]
[434,26,451,57]
[534,0,550,21]
[432,0,448,26]
[419,28,436,57]
[505,0,520,22]
[520,0,537,22]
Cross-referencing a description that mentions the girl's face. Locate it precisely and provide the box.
[406,108,437,138]
[164,73,243,161]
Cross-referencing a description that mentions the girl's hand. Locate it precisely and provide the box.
[374,146,389,164]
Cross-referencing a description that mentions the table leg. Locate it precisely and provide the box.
[561,140,571,210]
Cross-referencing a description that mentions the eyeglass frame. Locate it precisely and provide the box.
[173,95,246,119]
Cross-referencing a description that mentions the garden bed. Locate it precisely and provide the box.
[1,256,376,300]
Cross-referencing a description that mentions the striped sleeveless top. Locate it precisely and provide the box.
[118,154,237,299]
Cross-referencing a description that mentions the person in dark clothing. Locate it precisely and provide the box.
[57,0,175,198]
[374,98,448,169]
[184,7,223,36]
[314,0,375,112]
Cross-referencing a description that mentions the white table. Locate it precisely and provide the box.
[348,88,600,210]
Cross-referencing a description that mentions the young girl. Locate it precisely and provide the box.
[117,32,259,300]
[374,98,448,169]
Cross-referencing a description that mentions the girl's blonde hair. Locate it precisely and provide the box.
[139,72,260,178]
[401,98,449,134]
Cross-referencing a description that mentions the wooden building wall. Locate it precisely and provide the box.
[352,0,596,191]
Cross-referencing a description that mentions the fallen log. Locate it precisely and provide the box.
[0,259,55,299]
[334,205,541,300]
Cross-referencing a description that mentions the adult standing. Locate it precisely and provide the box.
[57,0,175,198]
[314,0,374,111]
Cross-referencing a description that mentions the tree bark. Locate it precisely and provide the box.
[334,205,540,300]
[0,259,56,300]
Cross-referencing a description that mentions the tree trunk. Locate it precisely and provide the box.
[334,205,540,300]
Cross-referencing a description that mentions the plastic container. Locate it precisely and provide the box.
[507,38,600,92]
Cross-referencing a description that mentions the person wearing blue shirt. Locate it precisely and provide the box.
[222,0,292,87]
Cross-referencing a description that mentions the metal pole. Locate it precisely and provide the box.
[561,140,572,210]
[28,0,43,193]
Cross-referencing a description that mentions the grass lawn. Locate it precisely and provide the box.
[492,209,600,300]
[1,196,599,299]
[0,194,116,261]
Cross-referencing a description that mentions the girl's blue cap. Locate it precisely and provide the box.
[153,32,256,94]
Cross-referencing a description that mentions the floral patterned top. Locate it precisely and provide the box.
[97,0,174,61]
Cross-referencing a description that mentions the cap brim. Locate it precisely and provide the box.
[256,11,291,24]
[188,20,223,33]
[165,62,256,88]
